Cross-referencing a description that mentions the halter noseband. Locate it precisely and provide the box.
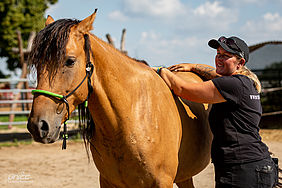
[31,34,94,149]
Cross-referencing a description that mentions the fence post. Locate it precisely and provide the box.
[8,30,30,129]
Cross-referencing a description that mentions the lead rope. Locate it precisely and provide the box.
[62,98,69,149]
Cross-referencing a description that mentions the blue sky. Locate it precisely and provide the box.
[1,0,282,77]
[44,0,282,68]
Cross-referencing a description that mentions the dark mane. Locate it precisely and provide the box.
[133,58,149,66]
[28,19,80,78]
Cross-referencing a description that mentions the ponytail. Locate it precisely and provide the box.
[236,66,262,93]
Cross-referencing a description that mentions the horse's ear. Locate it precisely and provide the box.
[77,9,98,33]
[45,15,55,27]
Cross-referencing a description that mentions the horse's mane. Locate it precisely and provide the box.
[28,19,80,78]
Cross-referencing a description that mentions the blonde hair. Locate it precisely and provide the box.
[236,66,262,93]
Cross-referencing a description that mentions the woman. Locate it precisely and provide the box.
[153,36,278,187]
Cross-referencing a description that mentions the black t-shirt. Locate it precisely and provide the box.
[209,75,270,165]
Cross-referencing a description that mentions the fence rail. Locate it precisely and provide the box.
[261,87,282,93]
[0,120,79,126]
[0,89,33,93]
[0,78,29,82]
[0,100,33,104]
[0,110,30,115]
[0,78,35,128]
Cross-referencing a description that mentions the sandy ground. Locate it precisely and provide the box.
[0,130,281,188]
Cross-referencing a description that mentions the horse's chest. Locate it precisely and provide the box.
[91,141,149,186]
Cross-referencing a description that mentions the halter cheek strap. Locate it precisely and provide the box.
[31,34,94,150]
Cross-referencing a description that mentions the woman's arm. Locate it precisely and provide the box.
[168,63,221,80]
[155,67,226,104]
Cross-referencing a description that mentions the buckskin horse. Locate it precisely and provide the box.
[27,10,212,188]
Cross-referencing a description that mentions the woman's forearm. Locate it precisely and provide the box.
[191,64,220,80]
[158,67,225,104]
[169,63,220,80]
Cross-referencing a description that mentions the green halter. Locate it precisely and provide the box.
[32,90,64,99]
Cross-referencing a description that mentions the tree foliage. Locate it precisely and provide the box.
[0,0,58,73]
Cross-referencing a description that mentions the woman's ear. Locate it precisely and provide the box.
[240,58,246,66]
[236,58,245,70]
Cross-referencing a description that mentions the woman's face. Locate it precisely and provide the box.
[215,47,244,76]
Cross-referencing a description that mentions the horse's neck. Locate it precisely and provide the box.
[89,35,149,135]
[91,35,140,77]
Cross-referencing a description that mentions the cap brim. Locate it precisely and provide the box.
[208,39,237,54]
[208,39,220,49]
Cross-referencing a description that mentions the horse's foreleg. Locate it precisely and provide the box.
[175,178,194,188]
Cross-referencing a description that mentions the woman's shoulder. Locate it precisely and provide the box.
[233,74,256,88]
[213,75,246,85]
[215,74,254,87]
[212,75,252,96]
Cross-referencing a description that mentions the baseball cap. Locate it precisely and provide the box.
[208,36,249,63]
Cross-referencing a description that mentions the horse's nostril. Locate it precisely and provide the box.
[39,120,49,138]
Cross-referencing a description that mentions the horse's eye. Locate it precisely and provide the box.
[65,58,75,67]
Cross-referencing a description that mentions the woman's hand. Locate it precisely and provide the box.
[168,63,195,72]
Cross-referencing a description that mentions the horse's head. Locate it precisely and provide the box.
[27,10,97,144]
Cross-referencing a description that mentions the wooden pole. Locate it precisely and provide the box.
[8,30,29,129]
[120,29,128,55]
[106,33,115,47]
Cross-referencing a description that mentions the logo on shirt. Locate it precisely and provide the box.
[250,95,260,100]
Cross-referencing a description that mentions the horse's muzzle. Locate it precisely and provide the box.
[27,117,60,144]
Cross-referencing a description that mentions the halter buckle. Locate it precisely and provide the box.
[86,63,93,72]
[86,66,91,72]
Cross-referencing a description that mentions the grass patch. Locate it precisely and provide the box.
[0,124,27,130]
[0,115,28,122]
[0,139,32,147]
[69,132,84,143]
[0,115,29,130]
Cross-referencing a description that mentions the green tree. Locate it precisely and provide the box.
[0,0,58,75]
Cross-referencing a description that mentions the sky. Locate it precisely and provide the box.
[1,0,282,77]
[43,0,282,68]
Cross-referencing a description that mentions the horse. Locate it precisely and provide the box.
[27,10,212,188]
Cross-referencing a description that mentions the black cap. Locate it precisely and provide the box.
[208,36,249,63]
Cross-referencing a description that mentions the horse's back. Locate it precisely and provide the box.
[173,72,212,182]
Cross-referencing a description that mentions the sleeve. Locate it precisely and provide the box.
[212,76,242,104]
